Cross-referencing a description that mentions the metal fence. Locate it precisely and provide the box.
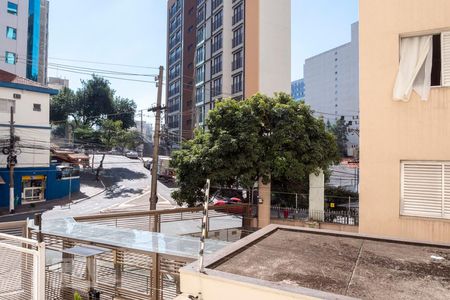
[74,205,249,235]
[271,206,359,226]
[0,233,45,300]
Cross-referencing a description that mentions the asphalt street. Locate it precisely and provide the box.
[0,155,177,221]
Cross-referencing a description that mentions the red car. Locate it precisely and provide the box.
[212,196,244,214]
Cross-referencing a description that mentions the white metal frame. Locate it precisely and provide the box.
[0,233,46,300]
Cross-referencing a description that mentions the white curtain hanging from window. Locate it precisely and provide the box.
[393,35,433,101]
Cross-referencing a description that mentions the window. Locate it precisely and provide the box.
[211,54,222,75]
[401,161,450,219]
[169,63,181,80]
[196,66,204,83]
[197,26,205,44]
[197,5,205,23]
[394,32,450,101]
[168,97,180,113]
[196,86,204,103]
[0,99,15,113]
[212,0,222,11]
[33,104,41,111]
[7,1,18,15]
[232,26,243,48]
[232,50,243,70]
[212,32,222,53]
[169,80,181,97]
[211,77,222,97]
[232,73,243,94]
[233,3,243,25]
[197,106,205,124]
[6,27,16,40]
[196,46,205,64]
[5,51,16,64]
[212,10,223,32]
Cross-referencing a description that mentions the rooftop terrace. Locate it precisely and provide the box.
[186,225,450,299]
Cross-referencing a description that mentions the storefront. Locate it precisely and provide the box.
[21,175,46,203]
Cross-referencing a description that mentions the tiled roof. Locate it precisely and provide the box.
[0,69,48,89]
[0,69,58,95]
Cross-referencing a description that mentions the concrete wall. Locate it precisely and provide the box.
[0,0,29,78]
[0,86,51,167]
[257,0,291,96]
[359,0,450,243]
[179,268,322,300]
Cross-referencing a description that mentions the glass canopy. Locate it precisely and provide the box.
[30,217,229,259]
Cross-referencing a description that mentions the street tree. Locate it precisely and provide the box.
[50,87,76,123]
[109,97,137,129]
[98,119,123,150]
[73,75,116,127]
[171,93,340,206]
[327,118,350,157]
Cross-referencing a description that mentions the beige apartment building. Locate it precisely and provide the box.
[359,0,450,243]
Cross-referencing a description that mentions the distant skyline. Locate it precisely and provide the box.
[47,0,358,114]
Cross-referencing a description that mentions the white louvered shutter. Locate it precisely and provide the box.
[401,163,443,218]
[444,164,450,218]
[441,32,450,87]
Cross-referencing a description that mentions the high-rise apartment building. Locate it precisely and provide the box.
[166,0,291,144]
[166,0,197,145]
[0,0,49,85]
[291,78,305,101]
[304,22,359,156]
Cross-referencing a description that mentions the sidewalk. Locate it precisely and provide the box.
[0,171,106,219]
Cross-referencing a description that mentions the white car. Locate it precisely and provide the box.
[125,151,139,159]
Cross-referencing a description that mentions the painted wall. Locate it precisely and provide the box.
[0,86,51,168]
[359,0,450,242]
[0,165,80,207]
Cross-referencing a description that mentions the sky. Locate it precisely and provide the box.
[47,0,358,116]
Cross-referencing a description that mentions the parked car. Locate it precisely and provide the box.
[212,196,244,214]
[125,151,139,159]
[143,159,152,169]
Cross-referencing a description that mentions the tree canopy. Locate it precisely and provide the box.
[171,93,340,206]
[327,118,350,157]
[50,74,140,150]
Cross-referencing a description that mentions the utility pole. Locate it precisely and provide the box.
[149,66,164,210]
[8,106,15,213]
[140,109,144,160]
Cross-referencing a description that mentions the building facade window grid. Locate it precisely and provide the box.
[211,76,222,98]
[211,31,223,54]
[212,9,223,32]
[232,73,243,94]
[232,50,243,70]
[6,26,17,40]
[7,1,18,15]
[232,2,244,25]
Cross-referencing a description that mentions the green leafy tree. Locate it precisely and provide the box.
[109,97,137,129]
[50,87,76,124]
[73,75,115,127]
[171,93,340,206]
[327,118,350,157]
[116,130,143,152]
[98,119,123,150]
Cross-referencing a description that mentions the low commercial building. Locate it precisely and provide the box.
[0,70,79,210]
[360,0,450,243]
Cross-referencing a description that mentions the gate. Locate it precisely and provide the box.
[0,233,45,300]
